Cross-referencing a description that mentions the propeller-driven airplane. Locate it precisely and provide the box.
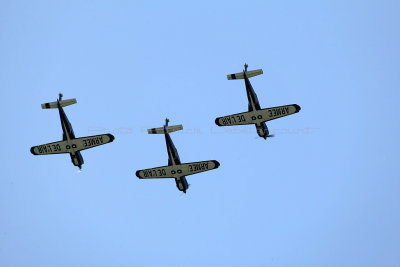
[215,64,301,139]
[136,119,220,193]
[30,94,115,169]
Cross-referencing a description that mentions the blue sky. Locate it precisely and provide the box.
[1,0,399,266]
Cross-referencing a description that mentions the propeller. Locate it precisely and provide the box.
[254,134,275,140]
[179,184,191,198]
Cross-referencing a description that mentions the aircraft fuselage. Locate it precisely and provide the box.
[164,130,189,193]
[57,100,84,169]
[244,72,269,139]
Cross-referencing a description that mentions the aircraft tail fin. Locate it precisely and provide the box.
[227,69,263,80]
[41,98,77,109]
[148,125,183,134]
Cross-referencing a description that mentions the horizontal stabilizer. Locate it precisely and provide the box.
[148,124,183,134]
[41,98,77,109]
[227,69,263,80]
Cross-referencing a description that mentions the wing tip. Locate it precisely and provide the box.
[293,104,301,112]
[30,146,38,155]
[135,170,142,178]
[212,160,220,169]
[107,134,115,142]
[215,118,222,126]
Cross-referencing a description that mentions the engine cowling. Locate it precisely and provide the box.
[256,123,269,139]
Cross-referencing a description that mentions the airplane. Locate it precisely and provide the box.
[215,64,301,139]
[30,93,115,169]
[136,119,220,193]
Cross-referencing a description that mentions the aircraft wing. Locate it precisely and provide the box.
[31,140,70,155]
[215,111,256,126]
[31,134,115,155]
[177,160,220,176]
[257,104,301,122]
[136,165,174,179]
[215,104,301,126]
[72,134,115,151]
[136,160,220,179]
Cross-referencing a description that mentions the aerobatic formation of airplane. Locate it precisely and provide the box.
[215,64,301,139]
[30,94,115,169]
[30,64,301,193]
[135,119,220,193]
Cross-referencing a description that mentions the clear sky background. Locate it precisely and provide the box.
[1,1,399,266]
